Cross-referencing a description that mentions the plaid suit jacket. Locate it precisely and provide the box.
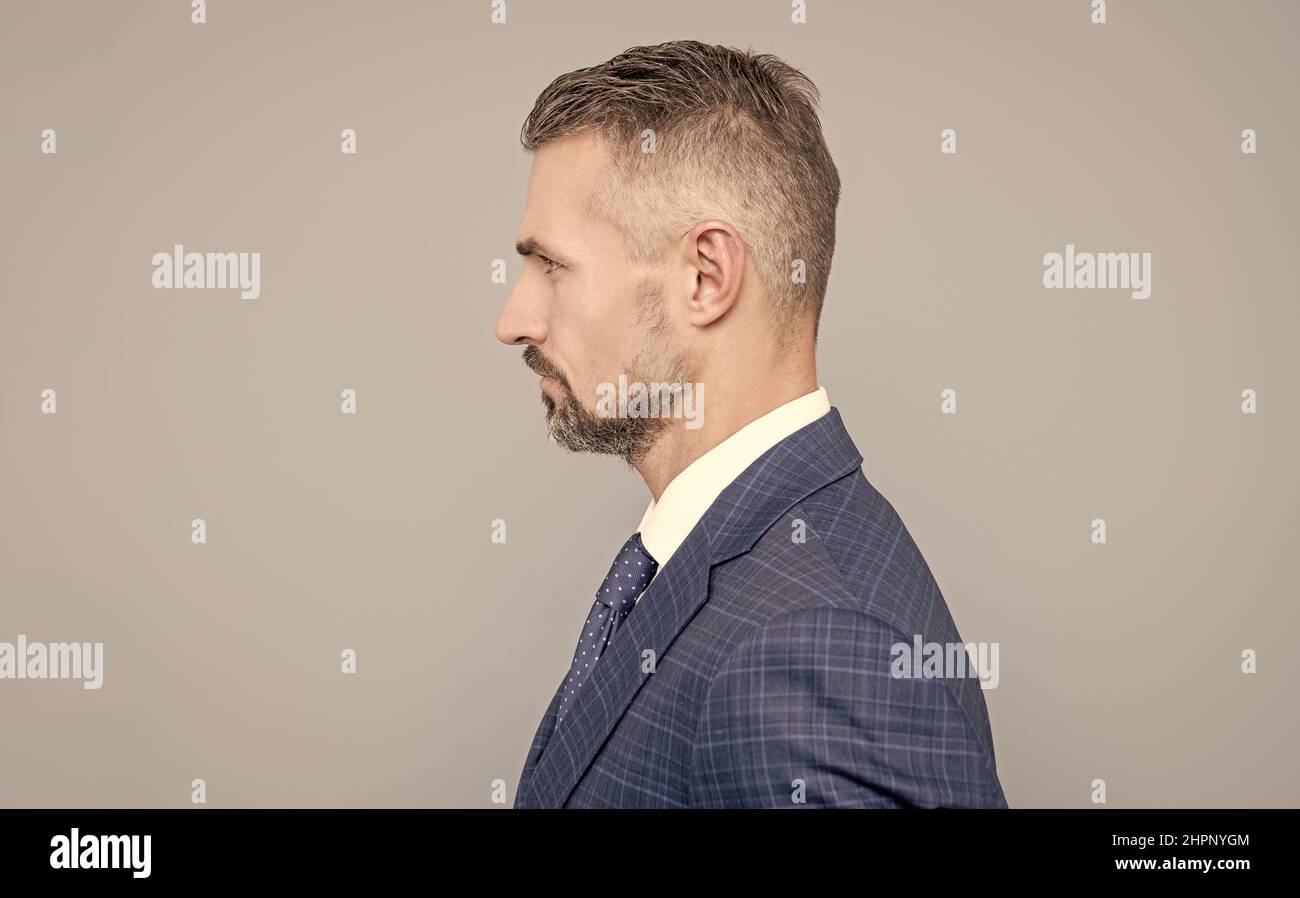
[514,407,1009,808]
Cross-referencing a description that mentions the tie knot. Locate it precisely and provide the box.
[595,532,658,612]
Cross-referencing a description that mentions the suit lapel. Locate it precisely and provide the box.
[521,408,864,808]
[524,533,711,809]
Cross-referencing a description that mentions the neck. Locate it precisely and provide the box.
[634,367,818,501]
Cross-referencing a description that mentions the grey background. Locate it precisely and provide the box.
[0,0,1296,807]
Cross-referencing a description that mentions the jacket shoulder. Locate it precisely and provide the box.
[689,469,1006,806]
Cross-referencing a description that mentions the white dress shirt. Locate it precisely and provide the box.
[634,386,832,600]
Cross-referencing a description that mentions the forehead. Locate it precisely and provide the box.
[518,133,615,254]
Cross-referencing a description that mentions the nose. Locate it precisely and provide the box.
[495,274,548,347]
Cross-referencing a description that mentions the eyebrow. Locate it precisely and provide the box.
[515,237,565,262]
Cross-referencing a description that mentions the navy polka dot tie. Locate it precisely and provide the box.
[554,532,659,728]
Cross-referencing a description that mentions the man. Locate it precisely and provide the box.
[495,40,1008,808]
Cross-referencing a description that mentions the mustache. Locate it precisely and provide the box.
[522,346,567,385]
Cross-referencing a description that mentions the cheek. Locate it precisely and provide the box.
[542,282,600,395]
[560,277,639,384]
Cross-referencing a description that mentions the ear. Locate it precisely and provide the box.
[684,220,745,327]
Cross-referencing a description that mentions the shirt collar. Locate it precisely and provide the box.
[636,386,831,577]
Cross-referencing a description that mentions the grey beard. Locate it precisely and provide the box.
[542,384,665,467]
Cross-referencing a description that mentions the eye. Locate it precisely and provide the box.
[538,253,563,274]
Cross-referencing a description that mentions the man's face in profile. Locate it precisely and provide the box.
[496,133,690,463]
